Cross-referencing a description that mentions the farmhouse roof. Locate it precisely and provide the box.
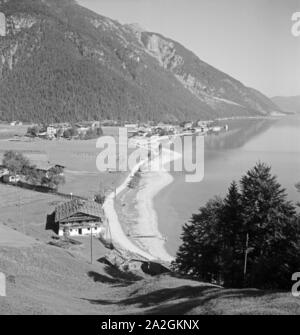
[55,199,104,222]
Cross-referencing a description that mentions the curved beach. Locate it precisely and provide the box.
[103,135,182,263]
[128,147,182,262]
[134,161,175,262]
[103,157,156,261]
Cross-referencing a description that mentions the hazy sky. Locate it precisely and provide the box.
[78,0,300,97]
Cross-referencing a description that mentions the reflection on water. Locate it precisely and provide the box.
[204,118,276,151]
[156,116,300,256]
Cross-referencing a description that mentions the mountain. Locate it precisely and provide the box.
[271,96,300,114]
[0,0,281,123]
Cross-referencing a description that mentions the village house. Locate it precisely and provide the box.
[55,199,105,237]
[124,123,138,129]
[55,123,70,136]
[197,120,214,127]
[46,125,57,138]
[156,123,176,132]
[0,165,20,184]
[10,121,23,126]
[124,123,139,135]
[183,121,193,130]
[197,121,206,127]
[212,125,222,132]
[2,174,21,184]
[75,123,90,135]
[196,121,210,132]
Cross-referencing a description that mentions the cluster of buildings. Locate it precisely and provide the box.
[30,121,101,140]
[125,123,179,137]
[10,121,23,126]
[181,120,228,133]
[126,120,228,138]
[16,118,228,141]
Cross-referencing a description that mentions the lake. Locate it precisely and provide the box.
[155,115,300,256]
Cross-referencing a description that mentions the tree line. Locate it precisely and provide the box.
[174,162,300,290]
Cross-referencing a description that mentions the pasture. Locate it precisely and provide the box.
[0,124,29,140]
[0,126,129,198]
[0,184,62,242]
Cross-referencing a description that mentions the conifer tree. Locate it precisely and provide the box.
[240,162,299,288]
[175,198,224,283]
[175,162,300,289]
[219,181,244,287]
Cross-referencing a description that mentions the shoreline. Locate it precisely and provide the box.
[102,156,157,261]
[132,147,182,263]
[215,113,287,121]
[134,170,174,261]
[113,139,182,263]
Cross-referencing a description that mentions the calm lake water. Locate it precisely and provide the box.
[155,115,300,256]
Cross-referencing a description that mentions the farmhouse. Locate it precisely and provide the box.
[2,174,21,184]
[55,199,105,237]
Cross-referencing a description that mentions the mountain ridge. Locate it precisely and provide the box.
[271,95,300,114]
[0,0,281,123]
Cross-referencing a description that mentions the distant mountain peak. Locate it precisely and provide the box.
[271,96,300,114]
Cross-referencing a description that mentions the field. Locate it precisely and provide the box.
[1,240,300,315]
[0,184,62,241]
[0,124,128,198]
[0,124,29,140]
[0,224,37,248]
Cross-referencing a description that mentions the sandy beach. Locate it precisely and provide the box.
[103,156,156,261]
[134,147,183,262]
[134,169,174,262]
[114,143,182,263]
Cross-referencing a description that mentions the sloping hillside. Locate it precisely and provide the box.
[0,0,280,123]
[1,241,299,315]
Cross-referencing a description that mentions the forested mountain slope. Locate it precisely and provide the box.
[0,0,281,123]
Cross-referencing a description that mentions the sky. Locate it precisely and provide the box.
[78,0,300,97]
